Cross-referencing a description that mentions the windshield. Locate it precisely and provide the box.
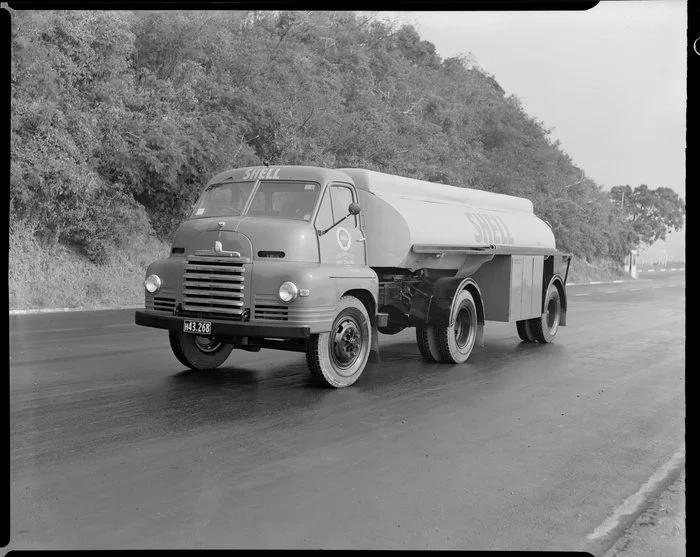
[247,180,321,221]
[191,179,322,221]
[191,181,255,218]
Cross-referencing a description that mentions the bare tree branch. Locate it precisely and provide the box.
[298,107,315,131]
[402,96,424,115]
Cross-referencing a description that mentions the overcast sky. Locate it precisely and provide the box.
[375,1,686,260]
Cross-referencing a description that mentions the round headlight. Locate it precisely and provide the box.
[144,274,162,294]
[278,281,298,303]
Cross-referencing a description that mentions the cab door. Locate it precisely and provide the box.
[316,183,367,267]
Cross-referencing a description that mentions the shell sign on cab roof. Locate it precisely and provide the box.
[241,167,282,180]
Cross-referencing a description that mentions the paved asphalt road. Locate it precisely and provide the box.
[8,271,685,552]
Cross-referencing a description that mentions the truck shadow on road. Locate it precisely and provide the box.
[143,337,570,434]
[163,336,567,400]
[167,337,566,391]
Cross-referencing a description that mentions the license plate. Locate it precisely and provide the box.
[183,320,212,334]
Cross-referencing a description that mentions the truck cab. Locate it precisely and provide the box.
[135,166,381,387]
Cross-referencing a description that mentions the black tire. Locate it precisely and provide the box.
[516,319,536,342]
[168,330,234,371]
[416,325,442,362]
[531,282,562,343]
[306,296,371,388]
[434,289,478,364]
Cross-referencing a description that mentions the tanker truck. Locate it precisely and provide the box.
[135,165,571,388]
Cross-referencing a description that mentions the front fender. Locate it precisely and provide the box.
[144,256,187,302]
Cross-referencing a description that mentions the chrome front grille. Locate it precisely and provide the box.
[182,255,246,317]
[146,287,177,313]
[254,304,289,321]
[153,296,176,312]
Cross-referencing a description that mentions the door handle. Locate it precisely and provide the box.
[356,237,366,242]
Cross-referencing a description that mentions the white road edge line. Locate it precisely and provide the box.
[586,445,685,544]
[568,279,651,287]
[10,305,143,315]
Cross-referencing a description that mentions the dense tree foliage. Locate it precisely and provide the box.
[10,10,683,263]
[609,185,685,252]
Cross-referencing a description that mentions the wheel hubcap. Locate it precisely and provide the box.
[546,297,560,333]
[332,317,362,369]
[454,306,475,349]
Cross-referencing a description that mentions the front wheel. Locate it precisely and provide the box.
[531,282,562,343]
[306,296,371,388]
[169,330,234,370]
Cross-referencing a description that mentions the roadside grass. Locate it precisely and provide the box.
[9,221,169,310]
[566,258,628,284]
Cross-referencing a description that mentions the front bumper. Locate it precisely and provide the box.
[135,310,311,339]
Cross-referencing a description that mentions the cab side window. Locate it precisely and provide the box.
[330,185,357,227]
[315,189,334,232]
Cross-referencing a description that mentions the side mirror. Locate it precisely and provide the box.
[318,202,362,236]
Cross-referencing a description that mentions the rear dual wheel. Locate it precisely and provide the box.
[532,283,561,343]
[516,319,536,342]
[516,282,562,343]
[416,324,441,361]
[416,290,478,364]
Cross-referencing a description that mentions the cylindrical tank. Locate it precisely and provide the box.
[338,168,556,270]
